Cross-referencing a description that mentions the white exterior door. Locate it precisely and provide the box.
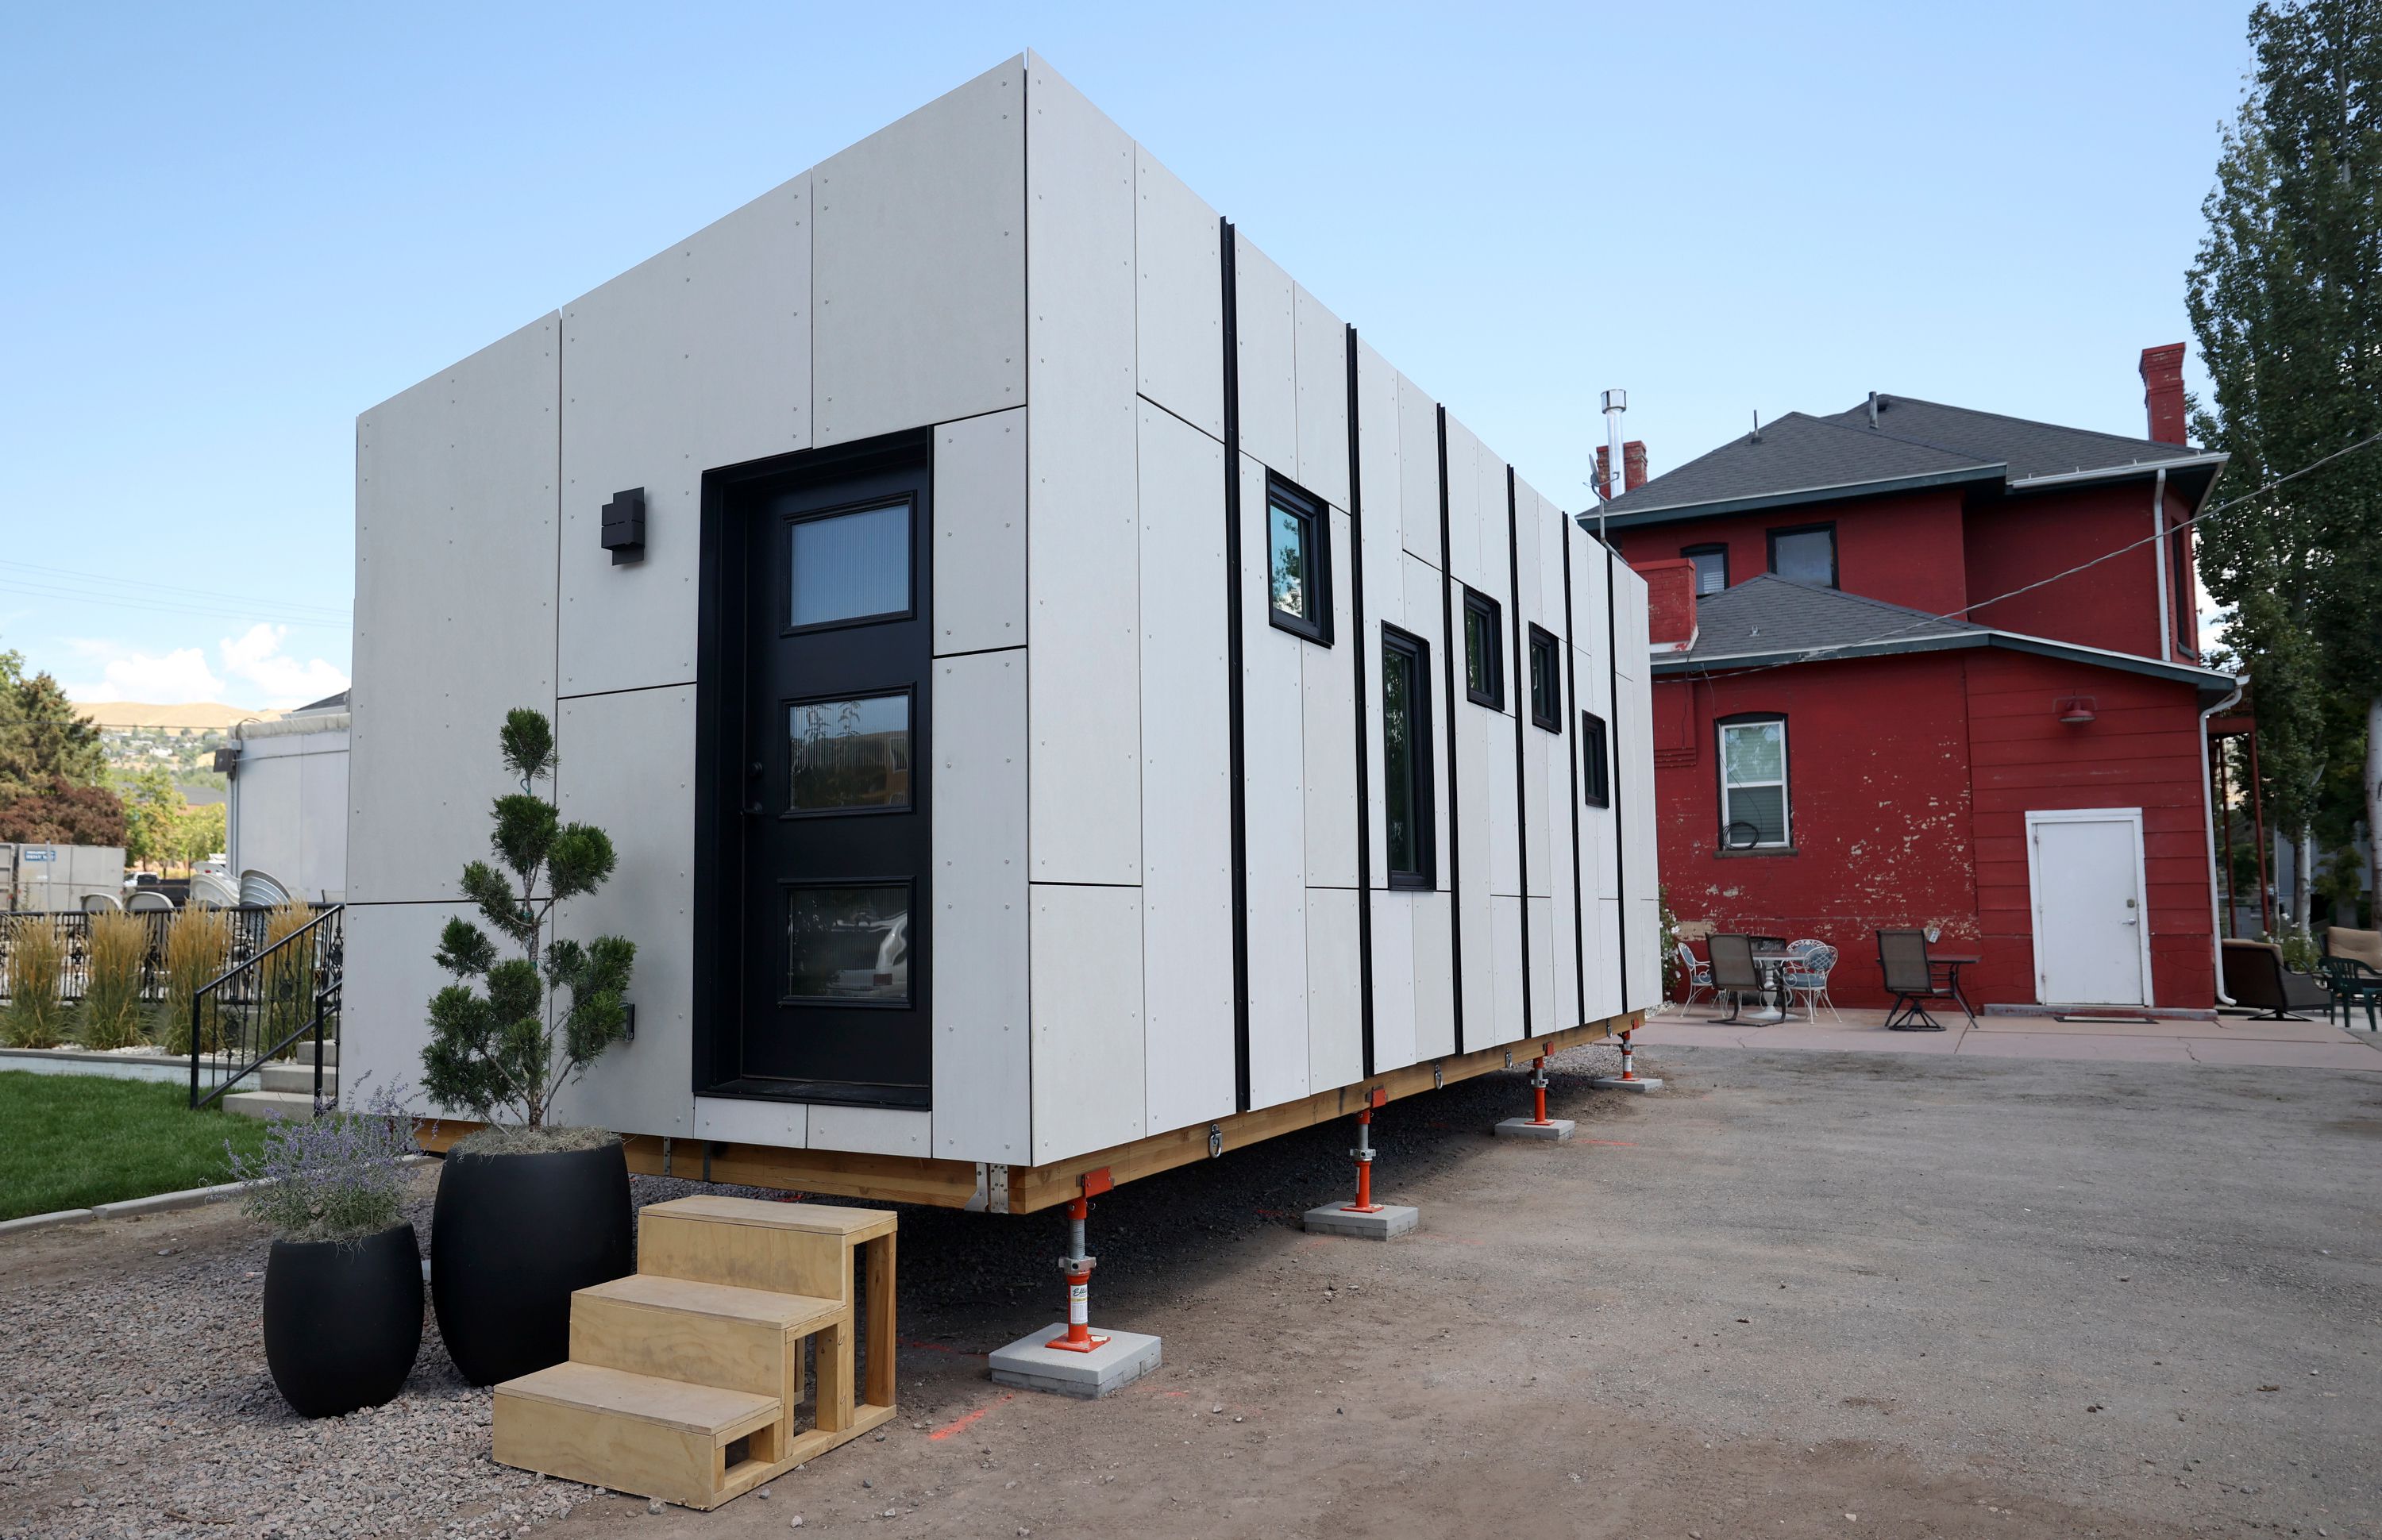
[2026,809,2152,1007]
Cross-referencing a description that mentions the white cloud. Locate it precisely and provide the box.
[64,625,348,711]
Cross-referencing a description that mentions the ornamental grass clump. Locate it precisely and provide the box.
[3,916,67,1048]
[229,1078,420,1243]
[159,903,235,1054]
[422,708,634,1133]
[260,897,323,1056]
[79,909,150,1050]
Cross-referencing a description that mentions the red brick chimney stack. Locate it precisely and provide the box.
[1632,558,1698,651]
[1623,441,1648,491]
[2139,344,2187,445]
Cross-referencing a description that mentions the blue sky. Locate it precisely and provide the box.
[0,2,2256,709]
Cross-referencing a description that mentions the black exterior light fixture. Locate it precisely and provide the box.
[601,487,646,565]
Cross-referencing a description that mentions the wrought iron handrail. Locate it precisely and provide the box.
[188,903,345,1112]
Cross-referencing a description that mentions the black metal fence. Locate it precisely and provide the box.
[0,904,335,1008]
[189,904,345,1111]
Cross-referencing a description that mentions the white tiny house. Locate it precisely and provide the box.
[346,56,1657,1211]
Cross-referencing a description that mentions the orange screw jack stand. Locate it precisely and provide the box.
[1046,1170,1112,1353]
[1616,1030,1640,1082]
[1590,1024,1663,1092]
[1340,1088,1388,1214]
[1527,1055,1553,1125]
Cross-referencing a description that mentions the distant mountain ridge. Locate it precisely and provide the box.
[71,701,285,732]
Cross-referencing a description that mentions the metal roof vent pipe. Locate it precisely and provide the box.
[1597,387,1627,544]
[1867,391,1880,429]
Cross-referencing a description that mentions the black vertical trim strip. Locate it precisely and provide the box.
[1505,467,1533,1041]
[1436,406,1466,1056]
[1220,217,1252,1113]
[1603,540,1629,1011]
[1560,514,1586,1022]
[1346,325,1375,1077]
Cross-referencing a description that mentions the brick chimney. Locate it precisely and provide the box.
[1633,558,1698,652]
[2140,344,2187,445]
[1595,442,1652,496]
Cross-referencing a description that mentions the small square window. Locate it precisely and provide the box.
[1266,476,1332,645]
[784,883,912,1004]
[787,691,912,814]
[1767,524,1836,589]
[1682,544,1729,595]
[1527,626,1562,733]
[1581,711,1610,807]
[1462,588,1504,709]
[788,499,912,629]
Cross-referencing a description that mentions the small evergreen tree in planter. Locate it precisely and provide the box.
[229,1080,424,1418]
[419,708,639,1385]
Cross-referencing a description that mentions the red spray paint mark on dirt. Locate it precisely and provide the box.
[927,1392,1013,1441]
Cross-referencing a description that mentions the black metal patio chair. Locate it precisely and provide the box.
[1708,933,1766,1024]
[1877,929,1952,1032]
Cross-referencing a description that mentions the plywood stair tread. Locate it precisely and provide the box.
[497,1361,779,1438]
[583,1272,844,1330]
[644,1193,896,1239]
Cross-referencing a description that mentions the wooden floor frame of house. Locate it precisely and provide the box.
[417,1011,1643,1214]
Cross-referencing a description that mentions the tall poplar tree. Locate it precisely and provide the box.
[2187,0,2382,930]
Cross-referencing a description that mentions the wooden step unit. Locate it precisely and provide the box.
[492,1196,898,1510]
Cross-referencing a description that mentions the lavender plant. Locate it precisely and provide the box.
[227,1078,421,1244]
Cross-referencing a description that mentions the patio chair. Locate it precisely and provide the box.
[1780,942,1840,1021]
[1673,940,1713,1009]
[2318,956,2381,1033]
[2219,939,2331,1022]
[1877,929,1952,1032]
[2325,926,2382,972]
[1708,933,1766,1024]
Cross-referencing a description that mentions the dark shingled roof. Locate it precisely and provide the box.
[1599,394,2214,526]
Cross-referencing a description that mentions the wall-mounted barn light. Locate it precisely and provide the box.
[601,488,646,565]
[2056,695,2097,725]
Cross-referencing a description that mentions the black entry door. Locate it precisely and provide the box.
[730,449,931,1105]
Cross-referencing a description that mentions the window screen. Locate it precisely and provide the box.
[1718,718,1790,847]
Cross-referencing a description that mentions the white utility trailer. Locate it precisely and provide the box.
[346,55,1658,1212]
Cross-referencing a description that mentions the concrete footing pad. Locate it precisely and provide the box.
[1494,1117,1575,1140]
[989,1326,1162,1399]
[1591,1076,1663,1091]
[1301,1202,1420,1239]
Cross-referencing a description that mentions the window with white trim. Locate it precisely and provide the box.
[1717,715,1790,849]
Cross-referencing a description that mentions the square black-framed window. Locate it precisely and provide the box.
[1526,625,1562,733]
[1462,587,1504,708]
[784,495,915,633]
[1766,523,1837,589]
[1682,542,1729,596]
[1382,626,1436,890]
[1266,475,1332,645]
[1581,710,1610,807]
[781,878,914,1007]
[784,688,913,818]
[1717,714,1790,848]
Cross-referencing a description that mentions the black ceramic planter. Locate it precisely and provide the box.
[430,1140,632,1386]
[263,1221,423,1418]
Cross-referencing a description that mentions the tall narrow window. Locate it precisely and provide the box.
[1382,627,1436,889]
[1527,625,1562,733]
[1581,711,1610,807]
[1682,543,1729,595]
[1266,475,1332,645]
[1717,715,1790,849]
[1462,587,1504,708]
[1766,524,1837,589]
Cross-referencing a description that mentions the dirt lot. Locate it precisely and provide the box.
[5,1041,2377,1540]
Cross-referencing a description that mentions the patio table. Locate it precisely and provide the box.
[1744,942,1794,1024]
[1926,953,1981,1026]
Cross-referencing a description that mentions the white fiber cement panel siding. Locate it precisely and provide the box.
[1291,284,1349,509]
[1301,506,1359,891]
[1440,416,1485,594]
[1240,455,1310,1110]
[932,650,1031,1163]
[1305,889,1363,1091]
[1134,148,1223,441]
[809,1106,932,1159]
[351,314,560,906]
[1411,889,1456,1060]
[812,58,1023,446]
[1026,57,1141,887]
[1232,234,1296,477]
[1031,884,1145,1165]
[1396,374,1441,566]
[550,686,697,1138]
[557,176,808,699]
[1368,888,1416,1072]
[1138,403,1235,1135]
[933,409,1027,658]
[1355,341,1405,637]
[342,902,472,1119]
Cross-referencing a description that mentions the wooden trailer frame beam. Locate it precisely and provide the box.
[413,1011,1643,1215]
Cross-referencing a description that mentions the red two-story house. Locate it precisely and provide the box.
[1603,348,2237,1012]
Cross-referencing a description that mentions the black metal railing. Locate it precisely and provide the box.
[0,903,336,1007]
[188,904,345,1112]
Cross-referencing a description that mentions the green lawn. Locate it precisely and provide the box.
[0,1071,274,1221]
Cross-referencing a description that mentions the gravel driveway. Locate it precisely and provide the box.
[3,1041,2376,1539]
